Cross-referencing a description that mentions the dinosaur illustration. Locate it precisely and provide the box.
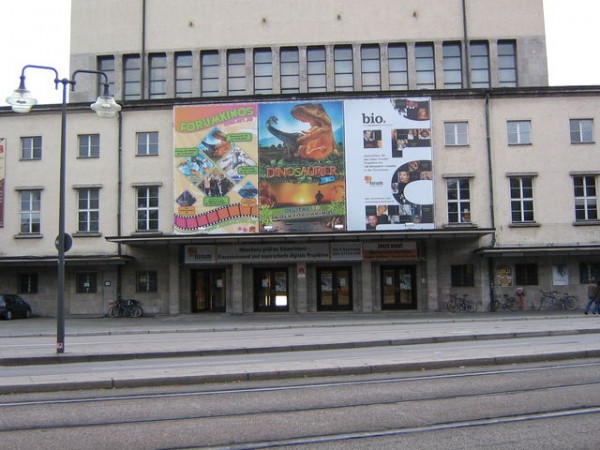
[291,103,337,160]
[265,115,302,159]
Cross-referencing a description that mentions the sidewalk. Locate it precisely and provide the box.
[1,311,599,393]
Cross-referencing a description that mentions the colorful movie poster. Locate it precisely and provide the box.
[0,138,5,228]
[173,104,259,234]
[344,98,434,231]
[257,101,346,232]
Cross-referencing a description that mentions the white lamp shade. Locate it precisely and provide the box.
[90,95,122,118]
[6,89,37,113]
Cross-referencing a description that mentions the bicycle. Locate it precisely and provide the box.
[488,294,519,312]
[537,290,578,311]
[108,298,143,318]
[447,293,478,313]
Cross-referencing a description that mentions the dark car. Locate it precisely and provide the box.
[0,294,32,320]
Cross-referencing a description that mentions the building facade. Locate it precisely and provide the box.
[1,0,598,317]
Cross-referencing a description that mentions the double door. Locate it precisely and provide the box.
[317,267,352,311]
[381,266,417,310]
[254,268,289,312]
[192,269,226,312]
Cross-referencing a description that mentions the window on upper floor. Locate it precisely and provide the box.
[307,46,327,93]
[97,56,115,96]
[510,177,535,223]
[201,50,220,97]
[570,119,594,144]
[136,132,159,156]
[78,134,100,158]
[470,41,490,88]
[415,43,435,89]
[388,43,408,90]
[227,49,246,95]
[19,190,41,234]
[444,122,469,146]
[136,271,158,293]
[253,48,273,94]
[280,47,300,94]
[18,273,38,294]
[123,54,141,101]
[451,264,474,287]
[21,136,42,160]
[175,52,193,98]
[361,44,381,91]
[149,53,167,99]
[580,262,600,283]
[498,40,517,87]
[515,263,538,285]
[137,186,159,231]
[507,120,531,145]
[334,45,353,91]
[446,178,471,224]
[76,272,97,294]
[77,188,100,233]
[573,175,598,222]
[443,42,462,89]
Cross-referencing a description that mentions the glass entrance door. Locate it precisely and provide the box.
[317,267,352,311]
[381,266,417,310]
[192,269,226,312]
[254,269,289,312]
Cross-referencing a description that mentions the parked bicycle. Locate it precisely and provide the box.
[537,290,578,311]
[488,294,519,312]
[108,298,143,318]
[447,293,478,313]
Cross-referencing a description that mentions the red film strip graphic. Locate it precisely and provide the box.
[174,203,258,231]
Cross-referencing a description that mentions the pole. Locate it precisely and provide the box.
[57,79,68,354]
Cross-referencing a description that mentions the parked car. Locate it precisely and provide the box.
[0,294,32,320]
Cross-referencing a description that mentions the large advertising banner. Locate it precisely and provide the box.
[257,101,346,232]
[344,98,434,231]
[173,104,259,234]
[0,138,5,228]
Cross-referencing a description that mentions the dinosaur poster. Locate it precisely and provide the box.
[257,101,346,232]
[173,104,259,234]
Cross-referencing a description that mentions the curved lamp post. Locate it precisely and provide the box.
[6,65,121,354]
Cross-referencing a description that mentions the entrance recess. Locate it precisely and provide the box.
[317,267,352,311]
[254,268,289,312]
[381,265,417,310]
[192,269,226,312]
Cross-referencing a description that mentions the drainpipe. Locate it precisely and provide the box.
[485,91,497,310]
[461,0,471,88]
[117,110,124,299]
[141,0,147,99]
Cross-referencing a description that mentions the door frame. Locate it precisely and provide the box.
[380,265,417,310]
[316,266,353,311]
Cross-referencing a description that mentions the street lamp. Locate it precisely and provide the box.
[6,65,121,354]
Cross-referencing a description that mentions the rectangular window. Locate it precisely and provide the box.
[280,47,299,94]
[149,53,167,99]
[201,51,220,97]
[574,176,598,221]
[77,188,100,233]
[361,44,381,91]
[388,43,408,90]
[19,190,41,234]
[444,122,469,146]
[97,56,116,96]
[570,119,594,143]
[253,48,273,94]
[334,45,353,91]
[123,55,141,100]
[498,40,517,87]
[76,272,97,294]
[443,42,462,89]
[307,46,327,92]
[21,136,42,160]
[227,49,246,95]
[507,120,531,145]
[580,262,600,284]
[470,41,490,88]
[451,265,474,287]
[447,178,471,223]
[19,273,38,294]
[137,186,159,231]
[510,177,535,223]
[415,43,435,89]
[175,52,193,98]
[515,264,538,285]
[78,134,100,158]
[136,132,159,156]
[137,271,158,293]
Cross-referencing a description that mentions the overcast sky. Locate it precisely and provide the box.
[1,0,599,106]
